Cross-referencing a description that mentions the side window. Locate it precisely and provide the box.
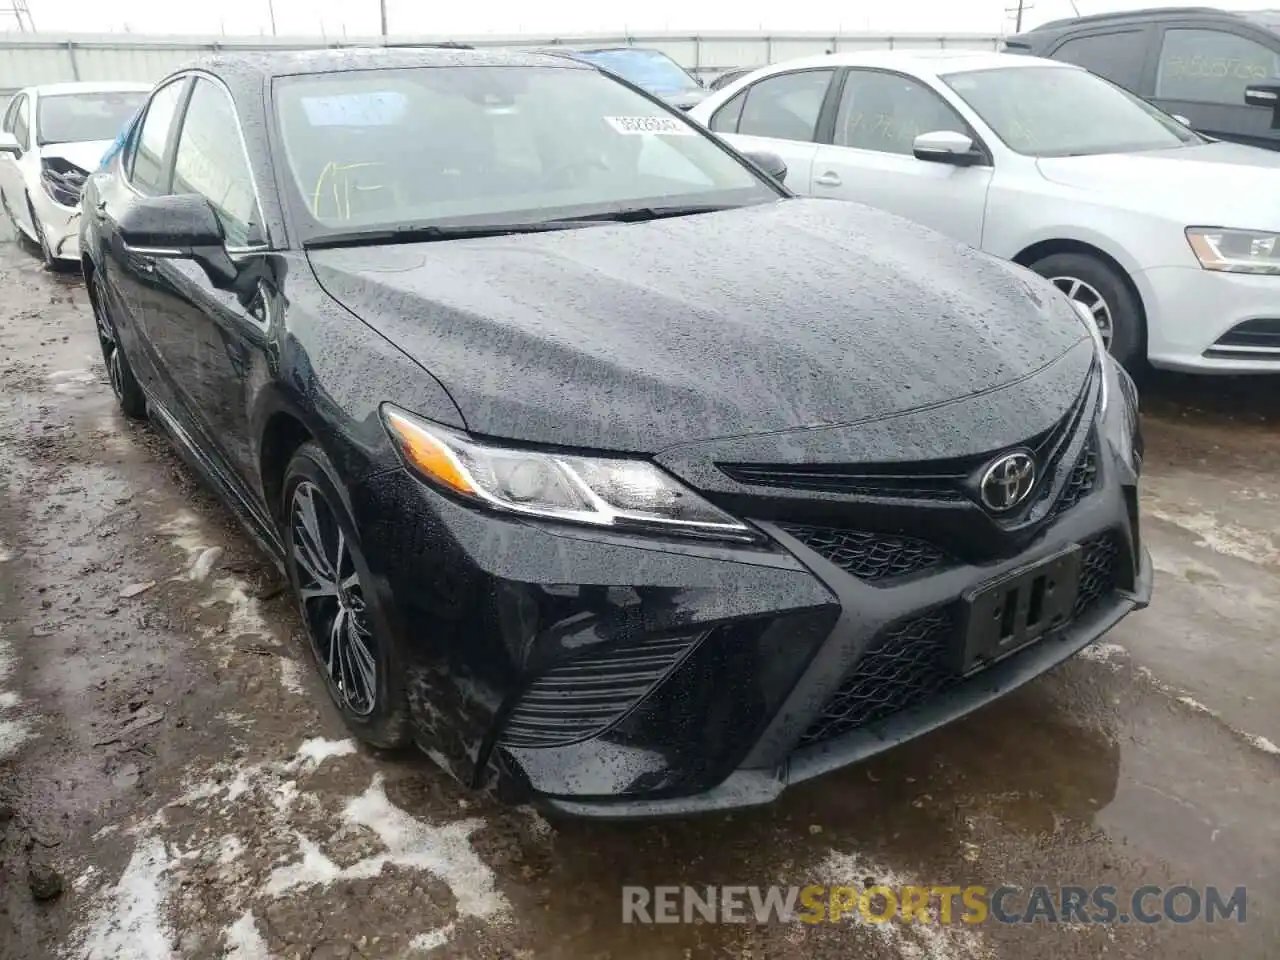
[1155,28,1280,103]
[1052,30,1147,91]
[129,80,187,195]
[11,95,29,149]
[170,78,261,247]
[709,90,746,133]
[737,69,835,142]
[835,71,969,156]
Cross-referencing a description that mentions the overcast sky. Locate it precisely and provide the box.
[3,0,1278,39]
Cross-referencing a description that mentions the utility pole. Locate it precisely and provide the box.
[0,0,35,32]
[1006,0,1034,33]
[267,0,277,36]
[379,0,388,37]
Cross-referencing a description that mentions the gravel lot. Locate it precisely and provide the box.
[0,229,1277,959]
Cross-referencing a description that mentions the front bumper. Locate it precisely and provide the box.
[357,395,1149,817]
[30,188,81,261]
[1138,264,1280,373]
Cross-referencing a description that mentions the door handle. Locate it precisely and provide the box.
[815,172,843,187]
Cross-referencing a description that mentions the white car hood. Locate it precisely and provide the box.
[39,139,111,172]
[1037,141,1280,224]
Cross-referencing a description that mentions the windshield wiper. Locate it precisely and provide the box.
[304,220,604,250]
[550,203,739,224]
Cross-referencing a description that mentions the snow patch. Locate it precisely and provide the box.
[289,737,357,769]
[77,836,174,960]
[277,657,306,695]
[1241,733,1279,756]
[0,537,12,562]
[409,923,456,952]
[266,773,509,922]
[0,626,33,760]
[1146,505,1280,567]
[187,546,223,583]
[1076,642,1127,665]
[1132,668,1280,760]
[817,850,987,960]
[223,911,271,959]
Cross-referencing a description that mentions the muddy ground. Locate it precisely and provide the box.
[0,228,1276,960]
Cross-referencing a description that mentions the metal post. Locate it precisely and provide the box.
[66,41,81,80]
[379,0,388,36]
[267,0,277,36]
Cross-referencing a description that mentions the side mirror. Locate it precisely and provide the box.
[0,131,20,157]
[117,193,237,286]
[1171,114,1192,127]
[1244,83,1280,108]
[912,130,984,167]
[744,149,787,184]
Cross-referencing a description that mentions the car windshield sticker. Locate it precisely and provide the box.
[604,116,696,135]
[301,91,407,127]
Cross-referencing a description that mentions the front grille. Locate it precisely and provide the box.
[1048,436,1099,520]
[500,631,706,748]
[798,530,1126,748]
[717,366,1098,509]
[797,609,954,747]
[779,524,948,581]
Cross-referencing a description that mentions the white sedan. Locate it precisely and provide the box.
[0,82,150,265]
[690,51,1280,374]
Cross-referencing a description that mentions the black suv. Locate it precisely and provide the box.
[1006,6,1280,150]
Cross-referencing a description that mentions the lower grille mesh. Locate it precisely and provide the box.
[500,632,705,748]
[797,532,1125,748]
[1048,436,1100,520]
[779,525,948,581]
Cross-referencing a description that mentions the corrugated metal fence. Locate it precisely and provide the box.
[0,30,1004,100]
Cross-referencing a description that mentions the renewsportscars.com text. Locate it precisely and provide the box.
[622,884,1247,925]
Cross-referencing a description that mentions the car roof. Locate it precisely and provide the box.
[742,49,1075,80]
[184,45,592,84]
[1019,6,1253,36]
[23,81,153,97]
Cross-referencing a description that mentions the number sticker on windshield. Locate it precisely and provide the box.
[604,116,695,136]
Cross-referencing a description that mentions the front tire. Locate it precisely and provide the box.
[91,268,147,420]
[1030,251,1145,370]
[282,441,410,749]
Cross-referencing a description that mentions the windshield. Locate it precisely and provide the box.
[37,91,146,145]
[573,49,701,94]
[941,65,1201,157]
[273,65,776,239]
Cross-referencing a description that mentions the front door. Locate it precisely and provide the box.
[141,76,272,494]
[0,94,34,236]
[808,69,992,249]
[1149,24,1280,150]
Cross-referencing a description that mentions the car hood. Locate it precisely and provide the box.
[308,198,1087,454]
[1037,141,1280,221]
[38,139,110,172]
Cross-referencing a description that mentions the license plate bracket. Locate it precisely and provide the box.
[959,545,1082,673]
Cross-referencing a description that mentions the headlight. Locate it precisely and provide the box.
[1186,227,1280,275]
[381,405,758,543]
[1070,299,1109,416]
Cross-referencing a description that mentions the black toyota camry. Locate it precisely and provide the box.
[79,47,1151,816]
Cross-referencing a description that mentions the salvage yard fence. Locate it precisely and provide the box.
[0,30,1004,103]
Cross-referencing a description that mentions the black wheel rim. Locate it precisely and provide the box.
[289,480,378,716]
[94,276,125,401]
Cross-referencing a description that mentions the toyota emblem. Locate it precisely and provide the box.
[979,451,1037,512]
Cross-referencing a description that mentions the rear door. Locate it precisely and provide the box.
[706,67,839,190]
[807,69,993,249]
[94,77,192,401]
[1149,22,1280,149]
[1045,27,1157,96]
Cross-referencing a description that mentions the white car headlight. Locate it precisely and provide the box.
[382,405,757,542]
[1186,227,1280,275]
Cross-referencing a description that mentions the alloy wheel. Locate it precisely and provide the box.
[289,480,378,716]
[93,275,126,401]
[1049,275,1114,349]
